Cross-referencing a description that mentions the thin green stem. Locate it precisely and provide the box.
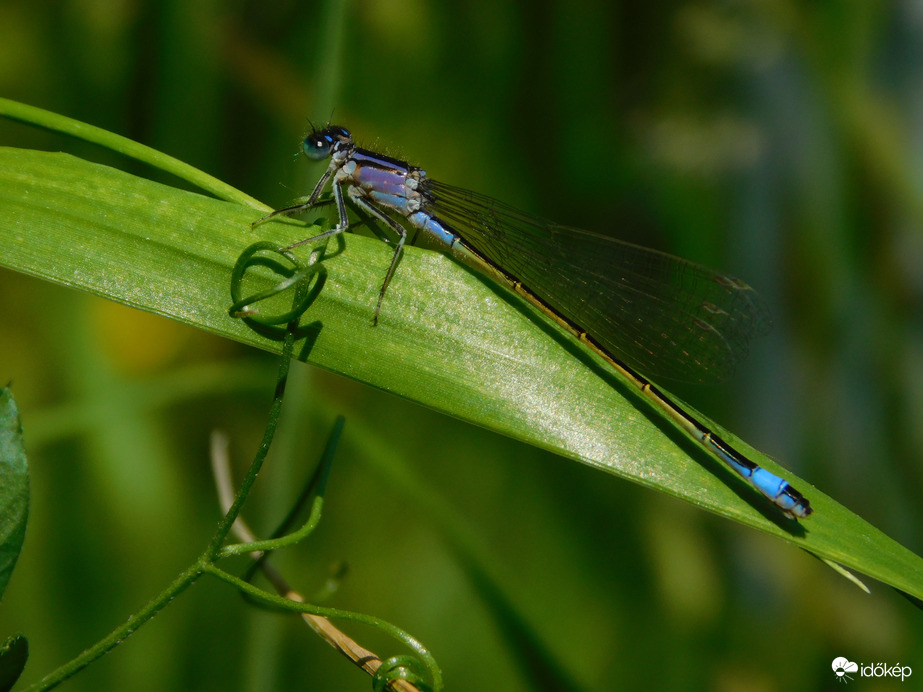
[205,329,295,559]
[23,329,299,690]
[23,563,207,691]
[219,416,338,558]
[0,97,265,209]
[220,488,322,557]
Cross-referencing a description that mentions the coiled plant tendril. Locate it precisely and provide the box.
[228,241,326,330]
[373,655,434,692]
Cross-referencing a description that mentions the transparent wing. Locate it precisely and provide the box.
[419,179,771,384]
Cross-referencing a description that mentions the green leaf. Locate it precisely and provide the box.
[0,387,29,602]
[1,104,922,601]
[0,634,28,692]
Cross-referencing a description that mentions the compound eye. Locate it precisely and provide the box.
[303,133,334,161]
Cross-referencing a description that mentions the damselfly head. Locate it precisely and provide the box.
[302,125,352,161]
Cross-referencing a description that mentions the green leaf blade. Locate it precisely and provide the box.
[1,146,922,600]
[0,634,28,692]
[0,387,29,602]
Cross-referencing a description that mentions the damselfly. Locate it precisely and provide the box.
[254,125,813,519]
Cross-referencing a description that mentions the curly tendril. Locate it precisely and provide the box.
[228,241,325,329]
[372,655,433,692]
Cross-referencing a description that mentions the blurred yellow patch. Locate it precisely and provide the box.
[91,301,188,374]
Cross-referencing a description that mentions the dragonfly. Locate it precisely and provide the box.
[253,124,813,519]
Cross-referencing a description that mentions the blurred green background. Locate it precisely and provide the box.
[1,0,922,690]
